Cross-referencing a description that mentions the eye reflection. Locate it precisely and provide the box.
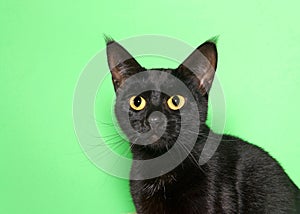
[167,95,185,110]
[129,96,146,111]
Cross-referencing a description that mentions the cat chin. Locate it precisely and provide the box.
[143,143,170,152]
[137,138,175,152]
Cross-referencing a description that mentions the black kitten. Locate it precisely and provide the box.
[105,38,300,214]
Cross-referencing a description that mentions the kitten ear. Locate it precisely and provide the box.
[105,37,144,90]
[177,39,218,95]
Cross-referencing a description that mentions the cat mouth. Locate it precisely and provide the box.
[141,133,162,145]
[137,131,164,145]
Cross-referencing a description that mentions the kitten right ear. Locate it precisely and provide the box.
[105,37,144,91]
[177,39,218,96]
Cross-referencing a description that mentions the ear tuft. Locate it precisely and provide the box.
[207,35,219,45]
[103,34,114,45]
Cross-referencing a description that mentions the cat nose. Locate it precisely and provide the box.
[148,112,165,129]
[149,115,161,124]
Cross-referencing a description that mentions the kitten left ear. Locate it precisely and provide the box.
[105,37,144,90]
[177,39,218,95]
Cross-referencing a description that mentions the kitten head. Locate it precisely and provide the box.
[106,38,217,152]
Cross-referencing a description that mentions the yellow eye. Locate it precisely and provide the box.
[129,96,146,111]
[167,95,185,110]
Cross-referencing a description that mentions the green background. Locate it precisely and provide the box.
[1,0,299,213]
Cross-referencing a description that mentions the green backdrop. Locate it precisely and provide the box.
[1,0,299,213]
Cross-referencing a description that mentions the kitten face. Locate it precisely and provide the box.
[114,69,207,151]
[113,69,211,153]
[106,38,217,152]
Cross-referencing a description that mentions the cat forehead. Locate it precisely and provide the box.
[120,69,173,88]
[141,69,176,85]
[140,90,165,99]
[147,68,173,77]
[120,69,190,97]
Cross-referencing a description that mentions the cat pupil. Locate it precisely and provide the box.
[172,96,179,106]
[134,96,141,107]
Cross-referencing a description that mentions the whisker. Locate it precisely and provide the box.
[177,141,207,176]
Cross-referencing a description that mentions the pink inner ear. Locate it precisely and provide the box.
[106,41,142,72]
[106,41,145,90]
[197,42,218,70]
[177,41,218,95]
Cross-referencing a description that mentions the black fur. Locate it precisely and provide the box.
[106,38,300,214]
